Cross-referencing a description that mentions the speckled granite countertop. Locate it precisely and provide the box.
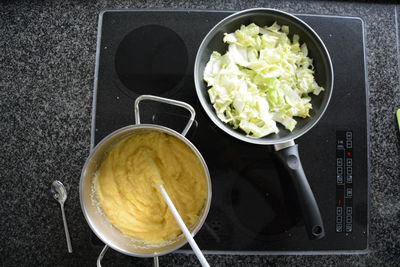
[1,0,400,266]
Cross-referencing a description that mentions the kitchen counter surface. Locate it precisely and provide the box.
[1,0,399,266]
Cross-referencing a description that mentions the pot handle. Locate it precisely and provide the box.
[274,141,325,240]
[96,245,108,267]
[96,244,160,267]
[134,95,196,137]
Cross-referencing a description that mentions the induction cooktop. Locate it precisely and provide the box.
[91,9,369,254]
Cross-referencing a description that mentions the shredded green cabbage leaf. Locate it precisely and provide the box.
[203,22,324,138]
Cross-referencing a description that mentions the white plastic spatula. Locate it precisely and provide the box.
[158,184,210,267]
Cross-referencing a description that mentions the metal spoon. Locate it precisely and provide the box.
[51,180,72,253]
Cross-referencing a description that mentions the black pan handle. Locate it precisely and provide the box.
[274,144,325,240]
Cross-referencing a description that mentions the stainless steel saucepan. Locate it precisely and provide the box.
[194,8,334,240]
[80,95,212,266]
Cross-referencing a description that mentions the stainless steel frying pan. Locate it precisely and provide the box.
[194,8,334,240]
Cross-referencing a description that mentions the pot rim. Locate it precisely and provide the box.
[79,124,212,257]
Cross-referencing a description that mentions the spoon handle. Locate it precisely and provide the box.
[159,184,209,267]
[60,204,73,253]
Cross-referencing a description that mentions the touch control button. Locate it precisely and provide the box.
[346,175,353,184]
[346,141,352,148]
[346,188,353,197]
[336,224,343,232]
[347,207,353,215]
[337,207,343,216]
[346,224,352,232]
[346,158,352,166]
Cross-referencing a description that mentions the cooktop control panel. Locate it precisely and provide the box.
[336,130,353,233]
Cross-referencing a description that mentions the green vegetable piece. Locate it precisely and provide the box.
[397,109,400,133]
[203,22,324,138]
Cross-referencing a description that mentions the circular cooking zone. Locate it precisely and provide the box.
[230,163,300,241]
[115,25,188,95]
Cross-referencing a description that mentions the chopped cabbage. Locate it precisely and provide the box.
[203,22,324,138]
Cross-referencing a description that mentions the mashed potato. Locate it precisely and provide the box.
[95,131,207,244]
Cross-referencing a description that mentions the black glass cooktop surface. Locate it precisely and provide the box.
[91,9,369,254]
